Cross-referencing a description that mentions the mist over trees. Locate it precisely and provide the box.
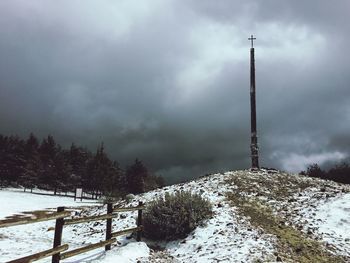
[0,133,165,197]
[301,162,350,185]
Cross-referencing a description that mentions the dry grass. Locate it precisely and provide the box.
[225,171,316,201]
[227,192,346,263]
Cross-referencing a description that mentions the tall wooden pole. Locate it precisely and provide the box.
[248,35,259,169]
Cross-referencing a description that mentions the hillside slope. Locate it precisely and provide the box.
[137,169,350,262]
[1,169,349,262]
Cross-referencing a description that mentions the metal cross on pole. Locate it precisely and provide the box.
[248,34,259,169]
[248,35,256,48]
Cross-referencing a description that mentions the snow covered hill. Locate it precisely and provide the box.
[1,169,350,262]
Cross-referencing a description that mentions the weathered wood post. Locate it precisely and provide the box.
[105,203,113,251]
[136,201,143,242]
[52,207,65,263]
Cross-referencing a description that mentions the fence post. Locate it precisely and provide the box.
[105,203,113,251]
[136,201,143,242]
[52,207,64,263]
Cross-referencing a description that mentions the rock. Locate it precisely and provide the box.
[295,247,303,253]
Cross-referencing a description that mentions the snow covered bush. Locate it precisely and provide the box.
[143,191,213,240]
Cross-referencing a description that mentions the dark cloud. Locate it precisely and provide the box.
[0,1,349,183]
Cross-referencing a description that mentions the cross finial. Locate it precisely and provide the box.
[248,34,256,48]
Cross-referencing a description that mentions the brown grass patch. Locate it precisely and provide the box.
[227,192,346,262]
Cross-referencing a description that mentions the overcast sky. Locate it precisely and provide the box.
[1,0,349,182]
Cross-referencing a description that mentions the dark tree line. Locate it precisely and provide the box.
[0,133,165,197]
[300,162,350,184]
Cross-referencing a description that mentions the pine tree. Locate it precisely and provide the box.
[126,159,149,194]
[51,149,63,194]
[18,158,38,192]
[114,161,128,196]
[85,143,112,198]
[19,133,41,191]
[38,135,57,188]
[145,174,165,191]
[0,135,8,186]
[104,161,127,197]
[1,133,151,196]
[0,136,26,185]
[68,143,91,190]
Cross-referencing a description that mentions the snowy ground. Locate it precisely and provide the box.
[1,170,350,262]
[0,188,96,219]
[298,192,350,256]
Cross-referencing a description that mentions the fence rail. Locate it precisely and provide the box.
[63,213,119,225]
[0,211,71,228]
[7,245,69,263]
[2,201,144,263]
[112,226,142,238]
[113,205,145,213]
[59,239,116,260]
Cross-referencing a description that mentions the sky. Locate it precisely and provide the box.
[0,0,349,183]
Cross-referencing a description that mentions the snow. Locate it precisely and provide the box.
[0,188,94,219]
[315,193,350,237]
[1,170,350,262]
[308,193,350,256]
[0,189,149,263]
[136,172,277,262]
[165,212,274,263]
[95,242,149,263]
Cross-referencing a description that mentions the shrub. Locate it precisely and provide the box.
[100,194,117,204]
[143,191,213,240]
[306,163,325,178]
[303,162,350,184]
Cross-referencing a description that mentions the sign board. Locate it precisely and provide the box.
[75,188,83,201]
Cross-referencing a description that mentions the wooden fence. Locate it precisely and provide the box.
[0,201,144,263]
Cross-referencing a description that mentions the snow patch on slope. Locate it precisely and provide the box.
[95,242,150,263]
[309,193,350,256]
